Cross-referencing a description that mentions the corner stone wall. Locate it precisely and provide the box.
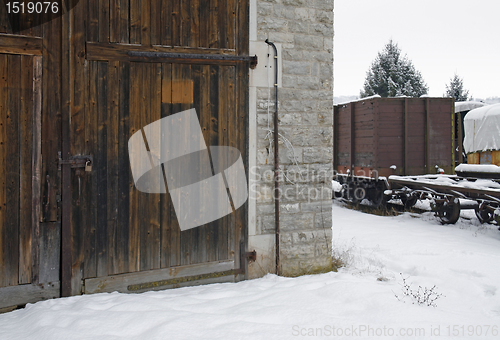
[248,0,334,277]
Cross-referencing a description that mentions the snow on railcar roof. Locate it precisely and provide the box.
[463,103,500,153]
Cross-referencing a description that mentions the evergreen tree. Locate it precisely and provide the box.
[445,74,470,101]
[360,40,428,98]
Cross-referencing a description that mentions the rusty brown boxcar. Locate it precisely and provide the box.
[333,96,455,178]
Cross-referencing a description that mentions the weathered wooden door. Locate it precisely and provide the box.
[0,35,55,310]
[66,0,251,295]
[0,0,251,306]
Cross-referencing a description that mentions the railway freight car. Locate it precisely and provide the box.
[333,96,455,206]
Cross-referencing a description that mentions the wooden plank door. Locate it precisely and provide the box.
[0,43,57,309]
[73,59,248,294]
[65,0,250,295]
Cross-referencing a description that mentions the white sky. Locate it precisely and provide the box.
[334,0,500,98]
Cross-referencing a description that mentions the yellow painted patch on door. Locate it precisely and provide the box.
[163,80,194,104]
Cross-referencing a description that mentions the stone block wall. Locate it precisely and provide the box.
[248,0,334,277]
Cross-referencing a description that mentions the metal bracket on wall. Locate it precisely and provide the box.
[238,241,257,275]
[57,152,93,171]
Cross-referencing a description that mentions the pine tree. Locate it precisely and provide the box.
[445,74,470,101]
[360,40,428,98]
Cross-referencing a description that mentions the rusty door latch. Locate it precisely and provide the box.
[58,151,93,172]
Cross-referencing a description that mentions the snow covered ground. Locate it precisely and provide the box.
[1,201,500,339]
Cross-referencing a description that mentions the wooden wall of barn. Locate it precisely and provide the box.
[0,0,250,308]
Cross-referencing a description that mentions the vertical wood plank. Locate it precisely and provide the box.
[171,0,180,46]
[84,61,98,279]
[128,62,140,272]
[236,0,249,55]
[0,4,10,33]
[19,55,34,285]
[129,0,141,44]
[99,0,110,43]
[171,63,192,266]
[30,56,42,284]
[147,63,161,270]
[0,53,7,286]
[206,64,219,263]
[226,0,236,50]
[180,0,190,47]
[160,63,174,268]
[150,0,161,45]
[119,0,129,43]
[217,66,233,261]
[218,0,227,48]
[87,0,99,42]
[234,62,248,273]
[96,61,109,278]
[199,0,209,48]
[190,64,206,264]
[107,60,120,274]
[110,0,120,42]
[5,54,21,287]
[160,0,172,46]
[116,61,130,274]
[140,0,151,45]
[209,0,219,48]
[227,64,238,264]
[108,0,121,42]
[190,0,200,47]
[41,16,61,223]
[61,0,72,297]
[139,62,151,271]
[67,0,86,295]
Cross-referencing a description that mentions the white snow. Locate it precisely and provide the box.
[389,174,500,192]
[455,163,500,174]
[455,101,486,113]
[332,180,343,192]
[1,203,500,339]
[336,94,381,105]
[463,103,500,154]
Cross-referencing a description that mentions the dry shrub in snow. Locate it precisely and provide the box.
[394,273,445,307]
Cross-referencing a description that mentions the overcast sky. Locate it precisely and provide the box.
[334,0,500,98]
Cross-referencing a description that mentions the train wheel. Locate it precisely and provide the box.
[401,194,418,210]
[368,187,386,207]
[475,208,494,224]
[352,186,366,204]
[437,198,460,224]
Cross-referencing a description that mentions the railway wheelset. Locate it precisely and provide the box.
[334,172,500,226]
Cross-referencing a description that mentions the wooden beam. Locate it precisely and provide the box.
[0,34,42,55]
[84,260,235,294]
[85,42,257,67]
[87,42,236,60]
[0,282,59,309]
